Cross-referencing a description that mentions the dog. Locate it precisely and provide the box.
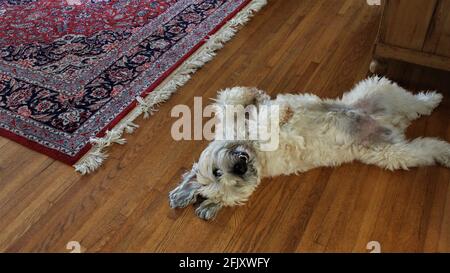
[169,76,450,220]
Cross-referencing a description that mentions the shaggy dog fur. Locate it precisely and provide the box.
[169,76,450,220]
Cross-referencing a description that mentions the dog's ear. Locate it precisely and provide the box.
[169,164,202,209]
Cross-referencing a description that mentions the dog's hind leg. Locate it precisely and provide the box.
[358,138,450,170]
[412,91,443,117]
[342,76,443,130]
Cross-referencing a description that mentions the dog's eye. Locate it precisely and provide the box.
[213,168,223,178]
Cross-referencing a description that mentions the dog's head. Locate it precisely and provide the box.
[195,140,261,205]
[169,140,262,220]
[169,86,280,220]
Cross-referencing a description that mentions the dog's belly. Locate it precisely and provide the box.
[275,93,401,151]
[333,107,395,145]
[287,101,398,146]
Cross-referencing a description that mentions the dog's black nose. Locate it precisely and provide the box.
[232,157,248,176]
[233,162,247,176]
[231,150,249,175]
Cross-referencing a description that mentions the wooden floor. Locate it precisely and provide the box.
[1,0,449,252]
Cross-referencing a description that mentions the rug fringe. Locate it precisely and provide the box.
[73,0,268,175]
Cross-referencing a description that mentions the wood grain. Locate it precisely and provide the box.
[375,42,450,71]
[423,0,450,57]
[374,0,450,72]
[381,0,437,50]
[0,0,449,253]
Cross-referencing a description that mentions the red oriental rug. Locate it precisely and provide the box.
[0,0,266,173]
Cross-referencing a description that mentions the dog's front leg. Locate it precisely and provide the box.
[195,199,223,220]
[215,87,270,108]
[169,166,201,209]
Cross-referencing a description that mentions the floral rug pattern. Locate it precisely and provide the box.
[0,0,249,163]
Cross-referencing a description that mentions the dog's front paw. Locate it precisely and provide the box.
[169,184,198,209]
[216,87,269,107]
[195,201,222,220]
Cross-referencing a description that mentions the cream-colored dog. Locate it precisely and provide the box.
[169,76,450,220]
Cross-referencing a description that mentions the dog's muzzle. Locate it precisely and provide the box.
[232,151,249,176]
